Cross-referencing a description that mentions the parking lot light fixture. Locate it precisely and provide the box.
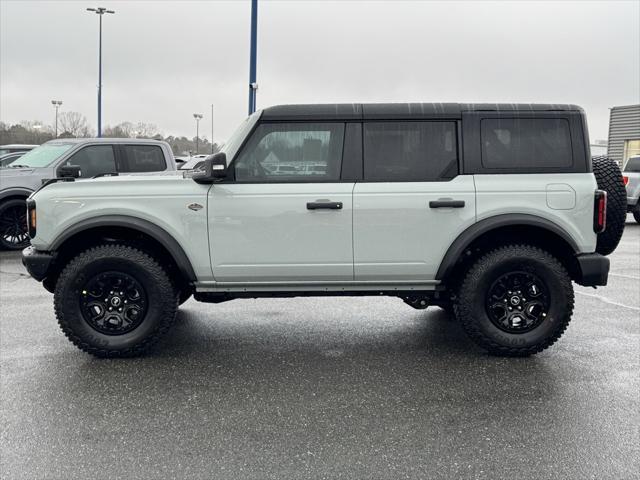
[86,7,116,138]
[51,100,63,137]
[193,113,203,154]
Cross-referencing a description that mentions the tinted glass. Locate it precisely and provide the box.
[11,143,74,168]
[234,123,345,182]
[481,118,572,169]
[624,156,640,172]
[63,145,116,178]
[121,145,166,172]
[363,122,457,181]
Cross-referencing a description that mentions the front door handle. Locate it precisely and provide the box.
[307,200,343,210]
[429,199,465,208]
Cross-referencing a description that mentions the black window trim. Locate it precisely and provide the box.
[359,119,461,183]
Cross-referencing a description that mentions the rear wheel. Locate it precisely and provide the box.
[455,245,573,356]
[592,156,626,255]
[633,204,640,224]
[54,244,178,357]
[0,199,29,250]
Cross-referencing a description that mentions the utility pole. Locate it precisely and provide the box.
[87,7,115,137]
[51,100,63,137]
[193,113,203,154]
[248,0,258,114]
[211,104,214,154]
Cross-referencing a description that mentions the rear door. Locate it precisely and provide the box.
[117,144,168,173]
[353,121,476,281]
[209,121,355,283]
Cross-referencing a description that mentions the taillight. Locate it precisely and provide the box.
[623,176,629,186]
[26,199,36,238]
[593,190,607,233]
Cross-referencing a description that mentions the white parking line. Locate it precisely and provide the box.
[609,273,640,280]
[576,290,640,311]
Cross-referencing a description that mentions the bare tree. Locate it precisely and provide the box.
[58,112,93,138]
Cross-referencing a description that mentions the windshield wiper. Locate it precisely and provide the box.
[7,164,30,168]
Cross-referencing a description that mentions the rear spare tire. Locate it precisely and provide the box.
[592,156,626,255]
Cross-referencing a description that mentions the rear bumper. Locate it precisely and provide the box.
[22,246,54,282]
[575,253,609,287]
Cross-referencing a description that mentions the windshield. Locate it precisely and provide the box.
[5,143,75,168]
[219,111,261,163]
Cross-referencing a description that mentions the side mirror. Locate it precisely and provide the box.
[59,165,82,178]
[192,152,228,184]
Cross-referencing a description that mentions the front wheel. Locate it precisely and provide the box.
[455,245,574,356]
[0,199,30,250]
[54,244,178,357]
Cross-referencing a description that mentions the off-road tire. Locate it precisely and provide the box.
[0,198,30,251]
[455,245,574,357]
[592,156,626,255]
[54,244,178,357]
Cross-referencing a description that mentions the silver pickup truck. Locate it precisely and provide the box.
[0,138,176,250]
[624,155,640,223]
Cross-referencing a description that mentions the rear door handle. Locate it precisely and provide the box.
[429,199,465,208]
[307,200,343,210]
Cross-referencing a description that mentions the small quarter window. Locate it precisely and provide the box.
[481,118,573,169]
[363,122,458,181]
[234,123,345,182]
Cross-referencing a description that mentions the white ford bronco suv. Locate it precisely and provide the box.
[21,103,627,357]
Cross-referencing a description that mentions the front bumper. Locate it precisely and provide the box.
[575,253,609,287]
[22,246,55,282]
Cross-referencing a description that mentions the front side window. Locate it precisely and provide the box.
[481,118,573,169]
[363,121,458,181]
[61,145,116,178]
[234,123,345,182]
[121,145,166,172]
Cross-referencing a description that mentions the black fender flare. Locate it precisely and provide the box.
[435,214,580,281]
[50,215,197,282]
[0,187,34,202]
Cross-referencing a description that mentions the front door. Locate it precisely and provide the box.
[209,121,354,283]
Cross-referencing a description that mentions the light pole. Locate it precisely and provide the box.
[248,0,258,114]
[211,104,214,154]
[51,100,63,137]
[33,124,42,144]
[87,7,115,138]
[193,113,203,154]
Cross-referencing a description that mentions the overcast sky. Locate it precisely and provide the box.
[1,0,638,142]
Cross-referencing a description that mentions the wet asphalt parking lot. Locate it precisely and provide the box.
[0,218,638,480]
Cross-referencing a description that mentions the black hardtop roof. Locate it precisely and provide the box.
[261,103,583,120]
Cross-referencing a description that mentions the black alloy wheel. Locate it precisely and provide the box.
[79,271,148,335]
[0,200,29,250]
[485,271,550,334]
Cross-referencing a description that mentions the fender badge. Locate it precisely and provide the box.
[187,203,203,211]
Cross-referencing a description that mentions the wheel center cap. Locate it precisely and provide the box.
[110,296,122,307]
[510,296,521,306]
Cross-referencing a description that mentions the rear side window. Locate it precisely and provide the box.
[363,122,458,181]
[624,156,640,172]
[121,145,166,172]
[481,118,572,169]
